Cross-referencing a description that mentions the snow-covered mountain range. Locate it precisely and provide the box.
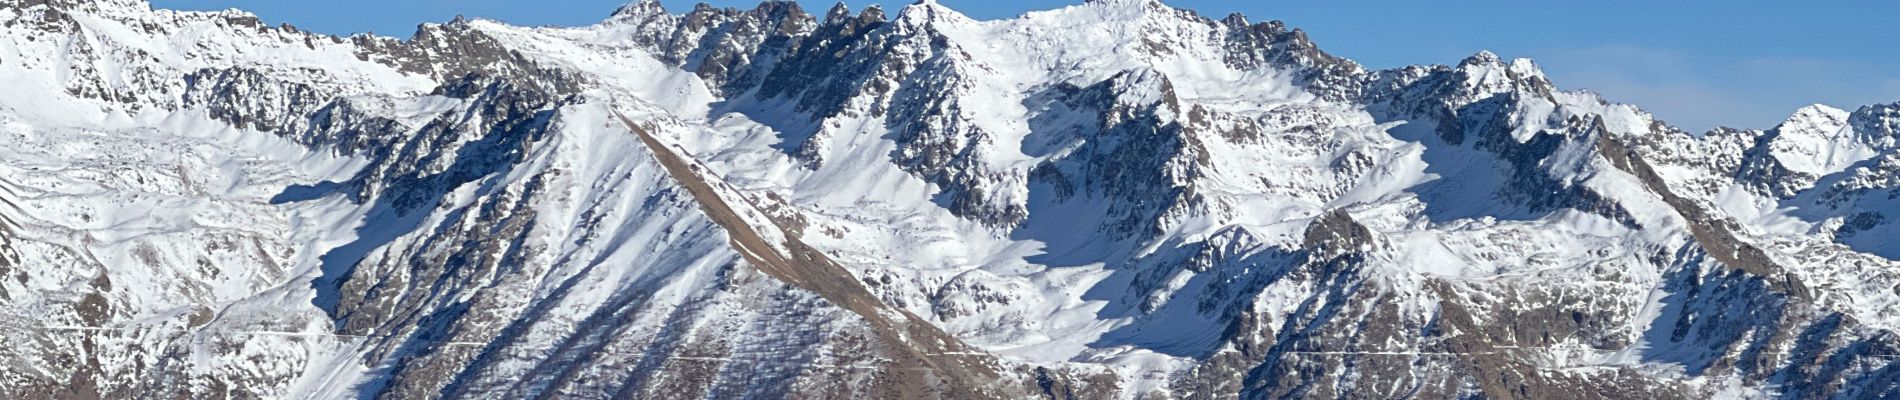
[3,0,1899,398]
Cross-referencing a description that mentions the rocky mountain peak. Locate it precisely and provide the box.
[1085,0,1181,17]
[19,0,151,15]
[609,0,666,19]
[748,0,808,19]
[1454,50,1555,101]
[858,4,888,23]
[1083,0,1169,8]
[823,2,853,23]
[1458,49,1502,66]
[1788,103,1851,126]
[1752,103,1869,180]
[890,0,973,30]
[1850,101,1900,143]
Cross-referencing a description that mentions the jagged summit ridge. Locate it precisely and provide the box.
[611,0,668,18]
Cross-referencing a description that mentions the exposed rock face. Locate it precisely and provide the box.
[2,0,1898,399]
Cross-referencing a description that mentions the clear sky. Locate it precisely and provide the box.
[148,0,1900,133]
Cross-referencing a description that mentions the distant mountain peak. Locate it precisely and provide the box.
[892,0,974,28]
[610,0,667,19]
[1460,49,1503,66]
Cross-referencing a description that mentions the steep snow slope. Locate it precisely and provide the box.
[3,0,1899,398]
[0,2,1030,398]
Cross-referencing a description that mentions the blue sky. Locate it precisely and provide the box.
[148,0,1900,133]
